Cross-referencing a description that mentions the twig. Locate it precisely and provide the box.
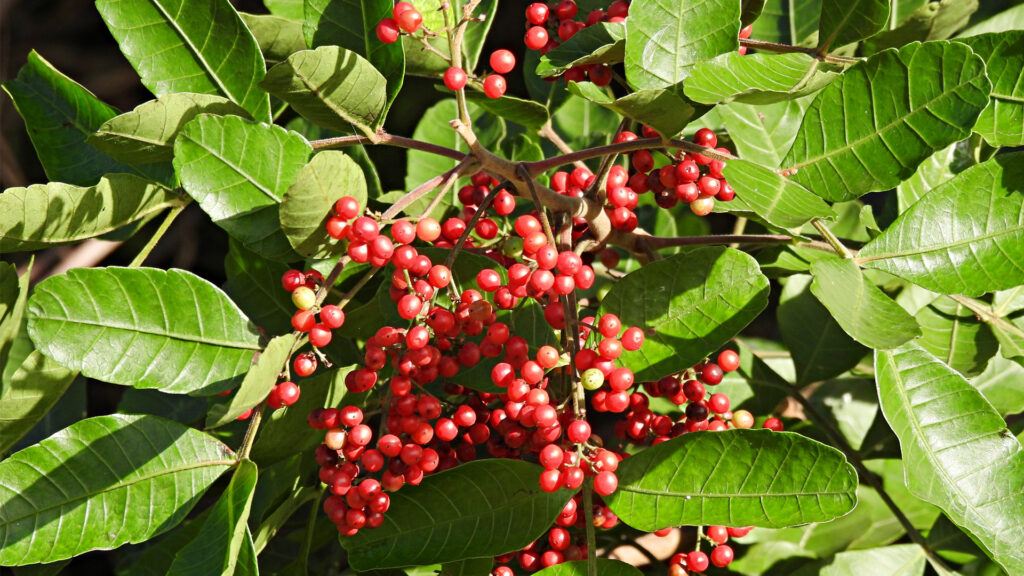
[444,181,507,270]
[128,202,189,267]
[380,156,476,221]
[811,218,854,258]
[584,483,599,576]
[739,37,860,64]
[538,122,590,172]
[311,132,465,162]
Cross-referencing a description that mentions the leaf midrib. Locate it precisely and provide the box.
[619,486,851,498]
[0,458,236,528]
[146,0,236,102]
[179,132,282,203]
[31,312,262,350]
[784,56,984,172]
[857,224,1024,263]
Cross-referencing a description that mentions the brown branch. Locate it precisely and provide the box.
[380,156,476,221]
[311,132,465,162]
[740,37,860,64]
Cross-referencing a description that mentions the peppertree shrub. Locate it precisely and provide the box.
[1,1,1023,575]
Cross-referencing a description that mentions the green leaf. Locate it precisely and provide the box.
[251,366,361,466]
[536,22,626,77]
[167,460,259,576]
[752,0,823,45]
[341,459,572,570]
[857,153,1024,297]
[88,93,248,164]
[1,51,172,186]
[534,560,643,576]
[875,344,1024,575]
[971,354,1024,417]
[0,414,235,566]
[266,0,304,19]
[782,41,991,202]
[686,52,843,105]
[0,174,185,253]
[598,247,770,382]
[206,334,298,428]
[261,46,388,138]
[239,13,307,66]
[720,157,835,229]
[303,0,360,49]
[0,352,79,456]
[914,296,998,377]
[0,262,31,385]
[118,388,207,425]
[625,0,740,89]
[440,557,495,576]
[779,275,868,385]
[223,240,295,335]
[26,267,263,395]
[568,81,698,139]
[865,0,979,53]
[958,3,1024,37]
[463,91,550,131]
[809,258,920,349]
[895,141,972,213]
[461,0,499,71]
[817,0,892,52]
[793,545,927,576]
[174,113,311,261]
[954,31,1024,147]
[718,98,813,168]
[281,151,368,258]
[96,0,271,122]
[742,0,768,26]
[604,429,858,531]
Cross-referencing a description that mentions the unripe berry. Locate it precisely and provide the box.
[291,286,316,310]
[581,368,604,391]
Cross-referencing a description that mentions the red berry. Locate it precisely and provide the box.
[694,127,718,148]
[594,471,618,496]
[417,218,441,242]
[483,74,507,99]
[309,324,332,348]
[687,550,709,573]
[320,304,345,329]
[293,353,317,377]
[524,26,549,50]
[397,294,423,319]
[711,544,734,567]
[763,417,784,431]
[396,8,422,32]
[555,0,577,20]
[281,269,305,292]
[567,420,591,443]
[291,309,316,332]
[276,381,300,406]
[489,49,516,74]
[443,67,467,91]
[589,64,612,86]
[717,349,740,372]
[526,2,549,24]
[707,525,729,544]
[376,18,400,43]
[701,363,724,385]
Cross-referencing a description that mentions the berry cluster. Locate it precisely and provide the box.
[667,526,752,575]
[522,0,628,85]
[375,2,423,44]
[609,127,735,225]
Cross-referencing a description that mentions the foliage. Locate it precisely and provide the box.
[2,1,1023,575]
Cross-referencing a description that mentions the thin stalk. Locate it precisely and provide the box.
[441,0,470,126]
[739,37,860,64]
[526,137,735,175]
[129,202,188,267]
[381,156,475,221]
[444,181,507,270]
[538,122,591,172]
[311,132,466,162]
[335,266,382,309]
[811,218,854,258]
[237,403,265,461]
[299,489,325,576]
[583,483,598,576]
